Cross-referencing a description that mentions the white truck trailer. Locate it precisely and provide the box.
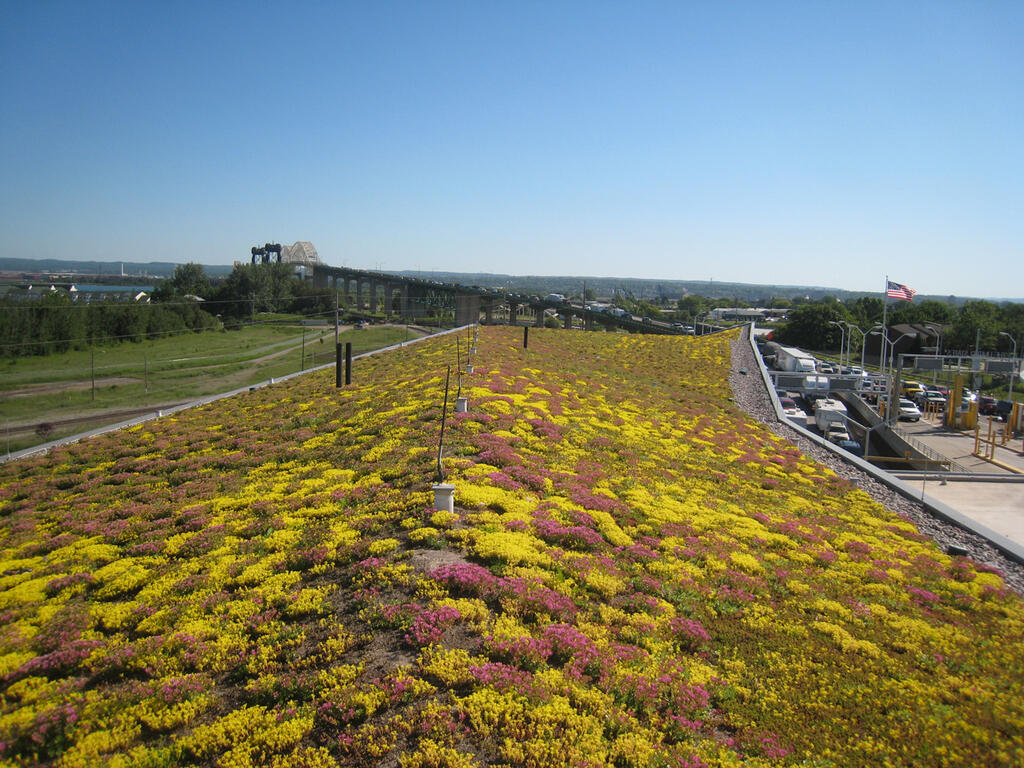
[775,346,817,373]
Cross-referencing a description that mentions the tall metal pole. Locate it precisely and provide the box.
[843,321,865,374]
[334,290,339,347]
[91,348,95,401]
[881,276,890,379]
[924,323,942,384]
[1001,332,1017,401]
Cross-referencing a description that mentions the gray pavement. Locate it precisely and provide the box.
[894,414,1024,550]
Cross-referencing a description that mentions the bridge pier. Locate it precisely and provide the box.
[399,283,410,319]
[454,294,480,327]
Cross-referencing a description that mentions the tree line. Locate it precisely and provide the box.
[0,292,220,357]
[1,262,336,358]
[770,296,1024,356]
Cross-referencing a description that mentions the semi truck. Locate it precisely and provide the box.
[775,346,817,373]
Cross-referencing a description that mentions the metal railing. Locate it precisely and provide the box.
[889,422,969,473]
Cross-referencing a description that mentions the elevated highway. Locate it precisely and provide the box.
[310,264,689,334]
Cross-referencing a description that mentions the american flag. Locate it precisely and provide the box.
[886,281,916,301]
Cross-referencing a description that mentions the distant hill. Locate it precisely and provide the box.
[391,270,1023,305]
[1,258,1020,303]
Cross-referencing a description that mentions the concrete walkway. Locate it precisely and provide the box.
[895,415,1024,550]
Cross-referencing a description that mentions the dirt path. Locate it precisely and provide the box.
[1,325,423,438]
[3,377,140,398]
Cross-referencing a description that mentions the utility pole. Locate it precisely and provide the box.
[335,290,340,347]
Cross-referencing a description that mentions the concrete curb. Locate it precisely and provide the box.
[747,324,1024,565]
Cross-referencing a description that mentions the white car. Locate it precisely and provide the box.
[898,398,922,421]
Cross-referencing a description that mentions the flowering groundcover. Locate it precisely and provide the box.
[0,326,1022,767]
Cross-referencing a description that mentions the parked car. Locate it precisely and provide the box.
[995,400,1015,421]
[898,398,922,421]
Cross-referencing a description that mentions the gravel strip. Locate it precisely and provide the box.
[728,327,1024,597]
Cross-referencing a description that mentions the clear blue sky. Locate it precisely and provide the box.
[2,1,1021,298]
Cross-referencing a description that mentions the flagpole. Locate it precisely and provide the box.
[880,276,888,378]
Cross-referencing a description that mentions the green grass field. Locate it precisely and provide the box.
[1,322,428,452]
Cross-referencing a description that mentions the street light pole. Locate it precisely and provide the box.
[844,322,865,372]
[889,331,914,376]
[887,332,915,422]
[889,332,914,366]
[1000,331,1017,402]
[869,329,889,378]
